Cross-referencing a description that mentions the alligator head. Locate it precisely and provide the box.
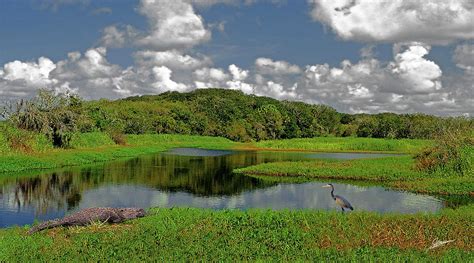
[120,208,146,219]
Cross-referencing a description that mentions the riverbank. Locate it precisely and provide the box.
[1,207,472,261]
[234,154,474,196]
[0,134,236,173]
[0,133,431,174]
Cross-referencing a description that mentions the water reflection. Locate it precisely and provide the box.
[77,183,442,213]
[0,149,446,228]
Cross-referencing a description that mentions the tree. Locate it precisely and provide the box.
[5,90,83,148]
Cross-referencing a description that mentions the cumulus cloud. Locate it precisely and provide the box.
[255,58,301,75]
[136,0,211,50]
[151,66,188,92]
[193,67,229,89]
[100,25,139,48]
[309,0,474,44]
[297,42,469,115]
[134,50,212,70]
[0,57,57,97]
[226,64,254,94]
[52,47,122,81]
[389,43,442,93]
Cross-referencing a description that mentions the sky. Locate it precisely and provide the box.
[0,0,473,116]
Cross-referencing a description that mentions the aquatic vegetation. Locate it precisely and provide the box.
[0,207,472,261]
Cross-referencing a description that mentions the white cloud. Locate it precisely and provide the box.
[193,67,229,89]
[255,57,301,75]
[254,81,297,99]
[100,25,139,48]
[389,43,442,93]
[309,0,474,44]
[52,47,122,80]
[2,57,56,85]
[228,64,249,81]
[136,0,211,50]
[134,50,212,70]
[225,64,254,93]
[0,57,58,98]
[151,66,188,92]
[296,42,471,115]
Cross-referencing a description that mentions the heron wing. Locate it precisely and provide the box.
[335,195,353,210]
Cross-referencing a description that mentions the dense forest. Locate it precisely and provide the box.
[2,88,473,147]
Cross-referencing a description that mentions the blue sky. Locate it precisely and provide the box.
[0,0,472,116]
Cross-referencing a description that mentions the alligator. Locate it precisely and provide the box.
[28,207,146,234]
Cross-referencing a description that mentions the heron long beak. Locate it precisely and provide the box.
[322,185,331,188]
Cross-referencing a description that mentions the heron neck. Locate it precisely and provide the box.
[330,186,335,198]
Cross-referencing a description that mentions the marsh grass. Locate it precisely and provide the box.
[1,207,472,261]
[250,137,433,154]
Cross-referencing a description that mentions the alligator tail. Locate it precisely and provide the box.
[28,220,64,234]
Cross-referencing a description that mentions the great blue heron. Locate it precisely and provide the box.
[322,183,354,212]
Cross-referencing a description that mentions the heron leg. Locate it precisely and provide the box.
[341,207,345,213]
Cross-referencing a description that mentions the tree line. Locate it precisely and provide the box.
[2,88,473,147]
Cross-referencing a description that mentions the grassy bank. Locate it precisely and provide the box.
[235,155,474,196]
[0,133,236,173]
[246,137,433,153]
[1,207,472,261]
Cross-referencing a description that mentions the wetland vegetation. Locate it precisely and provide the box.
[0,89,472,261]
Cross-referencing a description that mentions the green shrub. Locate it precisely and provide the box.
[415,129,473,176]
[4,90,87,148]
[108,131,127,145]
[0,123,35,153]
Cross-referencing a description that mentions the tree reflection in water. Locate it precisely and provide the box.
[2,150,294,215]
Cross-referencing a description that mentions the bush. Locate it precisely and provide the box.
[415,129,473,176]
[3,90,86,148]
[109,131,127,145]
[0,124,34,153]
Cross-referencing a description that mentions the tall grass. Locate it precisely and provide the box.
[251,137,433,153]
[1,207,472,261]
[415,129,473,176]
[0,123,53,154]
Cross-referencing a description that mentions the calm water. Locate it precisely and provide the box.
[0,149,443,228]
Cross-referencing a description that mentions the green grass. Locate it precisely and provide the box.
[235,155,474,195]
[248,137,433,154]
[70,132,115,149]
[1,207,472,262]
[0,130,8,154]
